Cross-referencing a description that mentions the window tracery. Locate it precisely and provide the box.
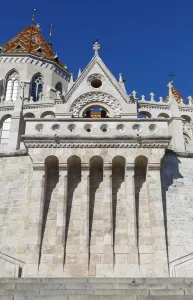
[31,74,43,101]
[5,71,19,101]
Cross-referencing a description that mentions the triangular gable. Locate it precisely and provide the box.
[66,54,129,103]
[1,25,67,71]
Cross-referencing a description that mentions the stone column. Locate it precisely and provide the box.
[23,162,45,276]
[147,162,169,277]
[79,163,89,268]
[125,162,138,264]
[103,163,113,264]
[55,163,68,267]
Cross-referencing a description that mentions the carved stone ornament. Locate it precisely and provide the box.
[25,142,167,149]
[70,92,122,116]
[87,73,104,86]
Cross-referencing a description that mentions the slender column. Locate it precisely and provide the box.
[23,162,45,276]
[79,163,89,267]
[103,163,113,264]
[55,163,68,264]
[147,162,169,277]
[125,163,138,263]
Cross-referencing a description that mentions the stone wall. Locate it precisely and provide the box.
[0,152,193,277]
[161,153,193,276]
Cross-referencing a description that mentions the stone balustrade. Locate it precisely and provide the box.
[23,118,170,141]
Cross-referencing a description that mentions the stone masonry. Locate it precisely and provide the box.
[1,18,193,299]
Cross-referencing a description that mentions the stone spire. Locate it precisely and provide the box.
[78,66,82,78]
[118,73,126,93]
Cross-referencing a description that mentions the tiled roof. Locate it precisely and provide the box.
[1,25,67,71]
[164,87,186,104]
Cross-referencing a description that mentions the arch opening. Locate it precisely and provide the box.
[83,106,109,118]
[138,111,151,119]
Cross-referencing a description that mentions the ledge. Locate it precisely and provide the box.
[0,278,193,299]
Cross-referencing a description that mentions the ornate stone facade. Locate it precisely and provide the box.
[0,24,193,285]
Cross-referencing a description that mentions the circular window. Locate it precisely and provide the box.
[116,124,126,133]
[68,124,76,132]
[35,124,44,132]
[91,78,102,88]
[84,124,92,132]
[100,124,109,133]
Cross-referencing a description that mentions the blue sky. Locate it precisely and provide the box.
[1,0,193,100]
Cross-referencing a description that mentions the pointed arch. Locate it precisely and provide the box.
[0,114,12,144]
[31,73,43,102]
[55,82,63,94]
[5,69,19,101]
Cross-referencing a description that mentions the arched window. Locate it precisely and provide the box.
[5,71,19,101]
[138,111,151,118]
[55,82,63,94]
[31,73,43,101]
[0,117,11,144]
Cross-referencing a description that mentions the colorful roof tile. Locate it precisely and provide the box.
[1,25,67,71]
[164,86,186,104]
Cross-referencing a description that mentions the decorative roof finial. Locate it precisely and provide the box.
[78,66,82,78]
[119,73,123,83]
[93,39,100,55]
[49,24,53,46]
[167,81,173,98]
[32,8,37,25]
[168,72,175,84]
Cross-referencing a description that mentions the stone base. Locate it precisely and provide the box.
[1,278,193,299]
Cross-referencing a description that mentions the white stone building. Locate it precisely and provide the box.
[0,19,193,282]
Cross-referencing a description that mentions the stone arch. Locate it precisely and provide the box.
[23,112,35,118]
[55,82,63,94]
[70,92,122,117]
[184,133,191,144]
[40,111,55,118]
[0,114,12,144]
[30,72,44,102]
[5,69,19,102]
[181,115,191,123]
[138,111,151,118]
[158,113,170,118]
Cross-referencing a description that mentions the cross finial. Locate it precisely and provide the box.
[168,72,175,83]
[49,24,53,46]
[32,8,37,25]
[93,39,100,55]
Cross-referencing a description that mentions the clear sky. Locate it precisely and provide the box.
[1,0,193,101]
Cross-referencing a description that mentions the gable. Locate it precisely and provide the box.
[66,55,130,109]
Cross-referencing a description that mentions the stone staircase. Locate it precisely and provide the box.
[0,278,193,299]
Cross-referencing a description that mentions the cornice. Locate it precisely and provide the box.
[0,53,70,80]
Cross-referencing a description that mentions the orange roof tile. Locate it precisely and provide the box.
[1,25,67,71]
[164,86,186,104]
